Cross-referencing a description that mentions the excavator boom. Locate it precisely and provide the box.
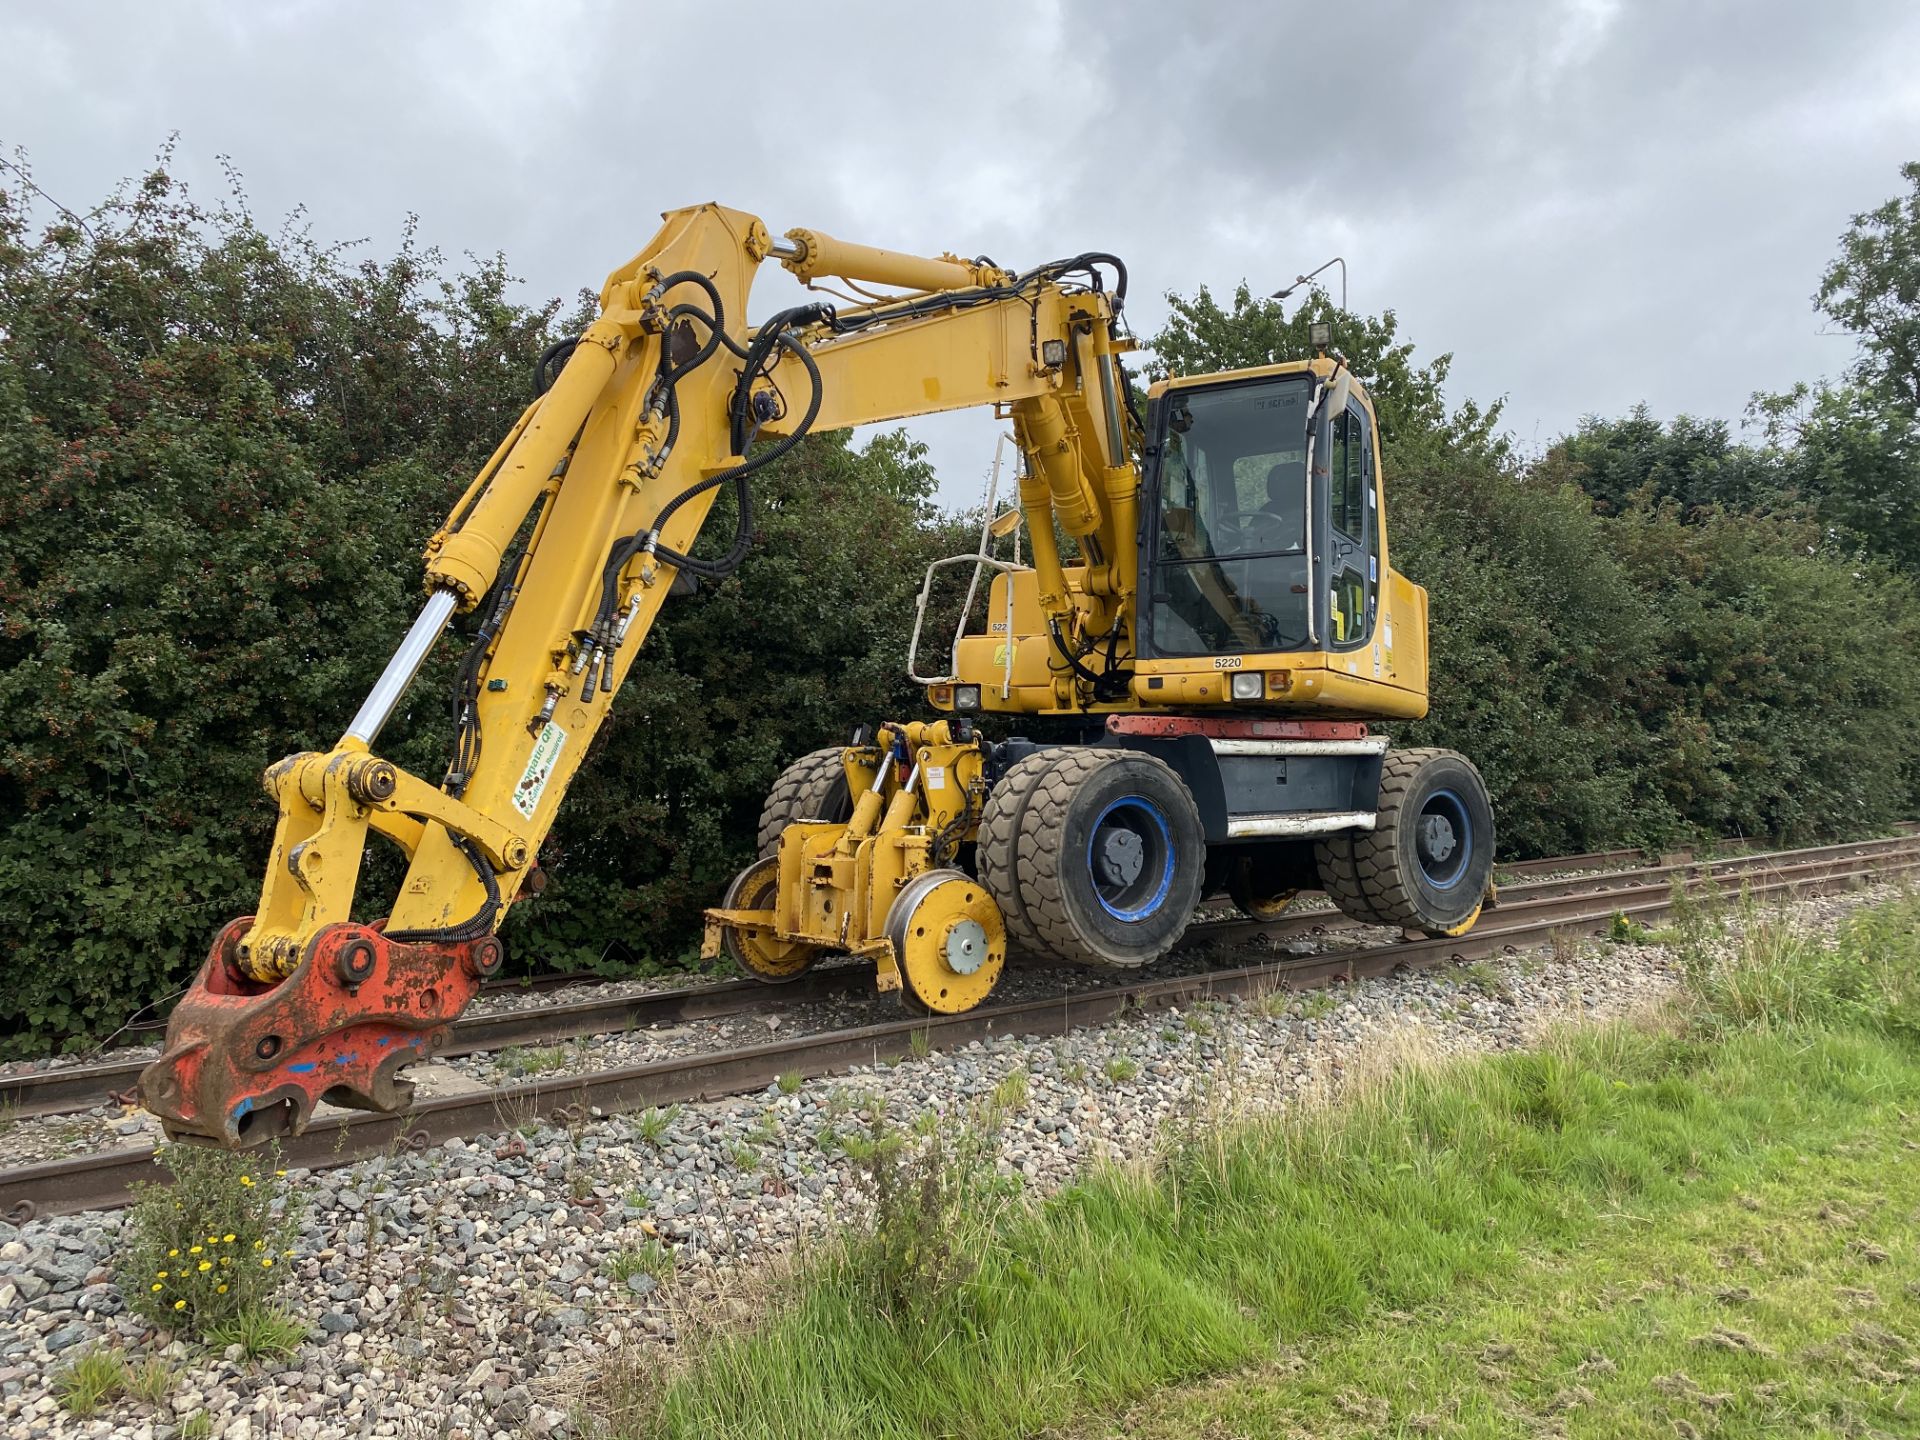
[140,208,1148,1144]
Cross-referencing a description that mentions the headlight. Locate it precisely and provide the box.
[954,684,983,712]
[1230,672,1264,701]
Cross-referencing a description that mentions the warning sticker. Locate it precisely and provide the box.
[513,721,567,818]
[925,765,946,790]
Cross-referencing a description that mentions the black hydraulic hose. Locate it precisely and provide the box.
[534,336,580,397]
[386,836,502,945]
[651,331,823,579]
[652,271,727,385]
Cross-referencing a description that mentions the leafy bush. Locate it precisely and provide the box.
[0,158,952,1046]
[118,1143,302,1337]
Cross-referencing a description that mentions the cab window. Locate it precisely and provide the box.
[1148,377,1312,657]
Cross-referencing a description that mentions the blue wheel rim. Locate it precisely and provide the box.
[1087,796,1175,921]
[1417,788,1472,890]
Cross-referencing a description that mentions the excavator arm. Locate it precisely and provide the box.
[140,204,1140,1145]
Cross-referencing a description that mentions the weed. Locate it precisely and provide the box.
[1105,1056,1141,1083]
[990,1068,1030,1114]
[181,1413,214,1440]
[203,1304,308,1362]
[1607,912,1656,944]
[119,1144,302,1339]
[54,1349,126,1416]
[775,1071,804,1096]
[502,1044,571,1078]
[833,1106,1010,1323]
[913,1108,940,1138]
[608,1240,674,1287]
[747,1113,781,1147]
[1298,991,1337,1021]
[569,1169,596,1203]
[728,1141,760,1171]
[623,1189,647,1210]
[1457,961,1514,1002]
[909,1028,932,1060]
[1062,1061,1088,1085]
[123,1355,176,1407]
[1183,1011,1216,1036]
[635,1106,679,1147]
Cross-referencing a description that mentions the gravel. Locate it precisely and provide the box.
[0,880,1904,1437]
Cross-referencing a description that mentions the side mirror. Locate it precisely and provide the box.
[1326,369,1353,421]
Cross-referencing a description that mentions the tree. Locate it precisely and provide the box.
[1149,282,1506,465]
[1818,161,1920,415]
[0,157,956,1047]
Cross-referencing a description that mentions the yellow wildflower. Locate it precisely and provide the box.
[173,1299,186,1311]
[260,1257,274,1269]
[239,1175,255,1187]
[156,1271,168,1279]
[223,1233,235,1243]
[167,1249,179,1258]
[216,1284,228,1294]
[188,1246,202,1255]
[150,1283,163,1292]
[198,1261,212,1272]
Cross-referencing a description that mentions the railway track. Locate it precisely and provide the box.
[11,833,1907,1125]
[3,830,1912,1220]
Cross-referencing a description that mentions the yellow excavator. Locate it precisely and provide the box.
[139,204,1494,1147]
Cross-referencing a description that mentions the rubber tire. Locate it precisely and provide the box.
[977,748,1065,959]
[1314,830,1388,925]
[756,748,854,857]
[1319,747,1494,933]
[1015,748,1205,968]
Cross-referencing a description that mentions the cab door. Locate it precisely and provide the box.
[1322,400,1377,650]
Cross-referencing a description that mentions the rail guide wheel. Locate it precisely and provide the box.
[884,868,1007,1013]
[717,856,821,984]
[1315,747,1495,936]
[1226,856,1299,921]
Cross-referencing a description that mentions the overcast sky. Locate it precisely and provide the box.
[4,1,1916,506]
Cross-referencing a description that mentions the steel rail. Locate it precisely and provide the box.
[5,838,1912,1220]
[9,832,1916,1122]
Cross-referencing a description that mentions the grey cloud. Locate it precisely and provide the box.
[2,0,1914,499]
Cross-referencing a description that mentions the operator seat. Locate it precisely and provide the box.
[1262,463,1305,541]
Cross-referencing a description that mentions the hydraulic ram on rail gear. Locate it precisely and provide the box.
[141,204,1497,1148]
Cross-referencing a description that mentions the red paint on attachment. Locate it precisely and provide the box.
[1106,714,1370,741]
[139,917,495,1148]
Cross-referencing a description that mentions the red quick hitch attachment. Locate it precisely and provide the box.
[139,916,504,1148]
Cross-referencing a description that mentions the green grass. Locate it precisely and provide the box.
[635,1106,679,1146]
[595,892,1920,1440]
[202,1304,308,1362]
[776,1071,804,1096]
[53,1349,128,1416]
[501,1044,571,1078]
[609,1240,675,1287]
[1105,1114,1920,1437]
[1104,1056,1141,1083]
[122,1355,177,1407]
